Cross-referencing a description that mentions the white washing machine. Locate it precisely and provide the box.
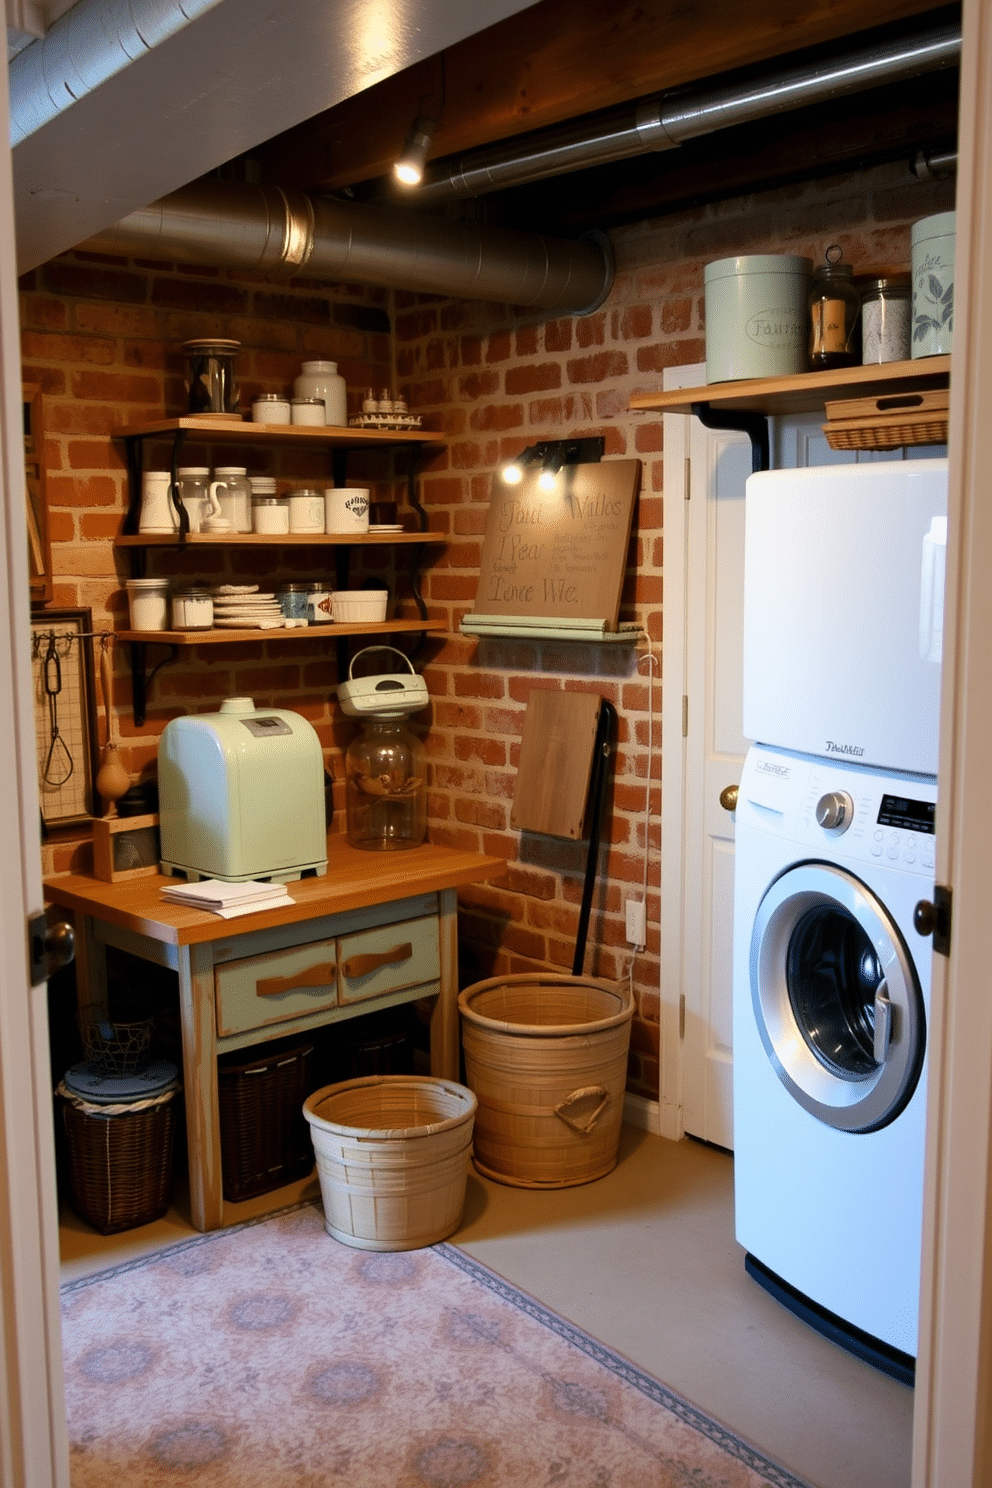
[733,743,937,1382]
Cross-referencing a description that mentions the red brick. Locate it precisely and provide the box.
[566,351,629,384]
[505,362,561,395]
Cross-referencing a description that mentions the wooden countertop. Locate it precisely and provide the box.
[44,840,506,947]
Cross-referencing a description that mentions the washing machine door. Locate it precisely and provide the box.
[750,861,925,1133]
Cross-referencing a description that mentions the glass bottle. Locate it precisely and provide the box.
[860,275,911,364]
[345,718,427,850]
[808,245,861,369]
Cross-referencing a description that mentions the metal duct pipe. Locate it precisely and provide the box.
[8,0,221,145]
[411,19,960,206]
[82,179,615,314]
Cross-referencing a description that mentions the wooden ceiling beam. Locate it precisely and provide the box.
[252,0,955,195]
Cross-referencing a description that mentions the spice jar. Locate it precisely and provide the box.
[860,275,911,364]
[252,495,290,534]
[290,396,325,426]
[170,584,214,631]
[275,582,313,621]
[808,245,861,369]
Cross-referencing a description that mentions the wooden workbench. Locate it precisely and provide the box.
[45,841,505,1232]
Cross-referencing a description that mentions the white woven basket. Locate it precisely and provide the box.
[303,1075,476,1250]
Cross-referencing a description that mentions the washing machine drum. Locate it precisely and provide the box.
[750,862,926,1133]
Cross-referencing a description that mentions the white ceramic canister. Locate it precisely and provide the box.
[324,486,370,534]
[294,360,348,426]
[287,487,326,533]
[170,584,214,631]
[251,393,291,424]
[290,397,325,426]
[176,467,212,532]
[911,211,955,358]
[125,577,169,631]
[209,466,252,532]
[704,254,813,382]
[138,471,179,533]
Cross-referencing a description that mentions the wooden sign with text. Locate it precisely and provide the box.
[471,459,640,630]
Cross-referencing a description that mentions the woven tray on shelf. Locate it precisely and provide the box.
[822,388,949,451]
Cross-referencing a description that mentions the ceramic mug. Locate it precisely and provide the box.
[324,487,370,534]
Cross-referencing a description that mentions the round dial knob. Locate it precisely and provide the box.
[816,790,854,833]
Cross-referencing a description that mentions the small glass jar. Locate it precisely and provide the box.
[287,487,325,533]
[275,582,312,621]
[209,466,252,532]
[251,392,291,424]
[307,582,334,623]
[860,275,911,364]
[170,584,214,631]
[125,577,169,631]
[252,495,290,534]
[345,718,427,850]
[290,396,325,426]
[808,245,862,369]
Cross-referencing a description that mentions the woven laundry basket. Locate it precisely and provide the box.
[303,1075,477,1251]
[57,1061,181,1234]
[458,974,633,1189]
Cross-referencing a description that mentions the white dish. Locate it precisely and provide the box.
[212,585,258,594]
[368,524,404,534]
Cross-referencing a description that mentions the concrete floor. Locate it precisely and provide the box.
[59,1125,914,1488]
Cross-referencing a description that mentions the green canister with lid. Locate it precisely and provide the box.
[704,254,813,383]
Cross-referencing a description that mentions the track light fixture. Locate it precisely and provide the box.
[393,116,438,187]
[501,437,605,489]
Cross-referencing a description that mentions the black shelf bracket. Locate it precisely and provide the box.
[128,640,179,728]
[690,402,770,473]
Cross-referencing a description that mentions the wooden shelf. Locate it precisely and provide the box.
[629,355,950,418]
[110,417,444,448]
[114,531,442,548]
[118,618,446,645]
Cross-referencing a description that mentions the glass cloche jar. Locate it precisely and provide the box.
[337,647,430,851]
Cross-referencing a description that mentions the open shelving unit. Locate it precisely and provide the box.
[111,417,448,722]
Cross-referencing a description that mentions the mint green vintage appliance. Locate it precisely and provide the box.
[158,696,327,882]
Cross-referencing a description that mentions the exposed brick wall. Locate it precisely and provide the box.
[24,158,954,1102]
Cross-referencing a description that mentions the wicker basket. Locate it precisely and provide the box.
[822,389,949,451]
[218,1038,315,1202]
[77,1016,153,1078]
[304,1076,477,1251]
[58,1068,180,1235]
[458,974,633,1190]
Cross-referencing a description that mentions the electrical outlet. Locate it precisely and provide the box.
[625,897,646,947]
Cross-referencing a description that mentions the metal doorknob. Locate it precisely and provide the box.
[719,784,739,812]
[43,920,75,973]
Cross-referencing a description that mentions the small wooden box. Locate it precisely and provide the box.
[92,813,160,883]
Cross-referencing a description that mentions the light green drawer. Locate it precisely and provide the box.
[338,915,440,1005]
[215,938,337,1037]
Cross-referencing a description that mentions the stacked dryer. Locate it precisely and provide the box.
[732,458,948,1383]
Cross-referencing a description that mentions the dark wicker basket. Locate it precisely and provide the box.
[218,1038,316,1202]
[60,1085,178,1234]
[77,1016,153,1078]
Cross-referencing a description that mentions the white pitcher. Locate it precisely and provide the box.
[138,471,179,533]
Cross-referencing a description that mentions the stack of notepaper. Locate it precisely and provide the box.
[161,879,294,919]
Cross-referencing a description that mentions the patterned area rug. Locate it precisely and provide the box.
[61,1201,812,1487]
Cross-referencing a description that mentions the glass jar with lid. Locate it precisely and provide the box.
[252,494,290,534]
[345,718,427,850]
[251,392,291,424]
[860,274,911,364]
[275,582,313,621]
[170,584,214,631]
[176,467,211,532]
[808,245,862,369]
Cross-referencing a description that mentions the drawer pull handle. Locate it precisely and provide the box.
[342,942,414,980]
[255,962,336,997]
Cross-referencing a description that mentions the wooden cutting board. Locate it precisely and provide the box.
[511,689,602,839]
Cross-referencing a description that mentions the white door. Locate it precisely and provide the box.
[0,55,70,1488]
[661,365,750,1149]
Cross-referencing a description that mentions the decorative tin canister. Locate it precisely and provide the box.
[911,211,955,358]
[704,254,813,383]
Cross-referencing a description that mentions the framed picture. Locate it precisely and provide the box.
[31,609,100,829]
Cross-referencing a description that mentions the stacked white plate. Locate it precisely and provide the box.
[209,584,286,628]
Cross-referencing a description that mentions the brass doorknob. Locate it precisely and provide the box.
[719,784,739,812]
